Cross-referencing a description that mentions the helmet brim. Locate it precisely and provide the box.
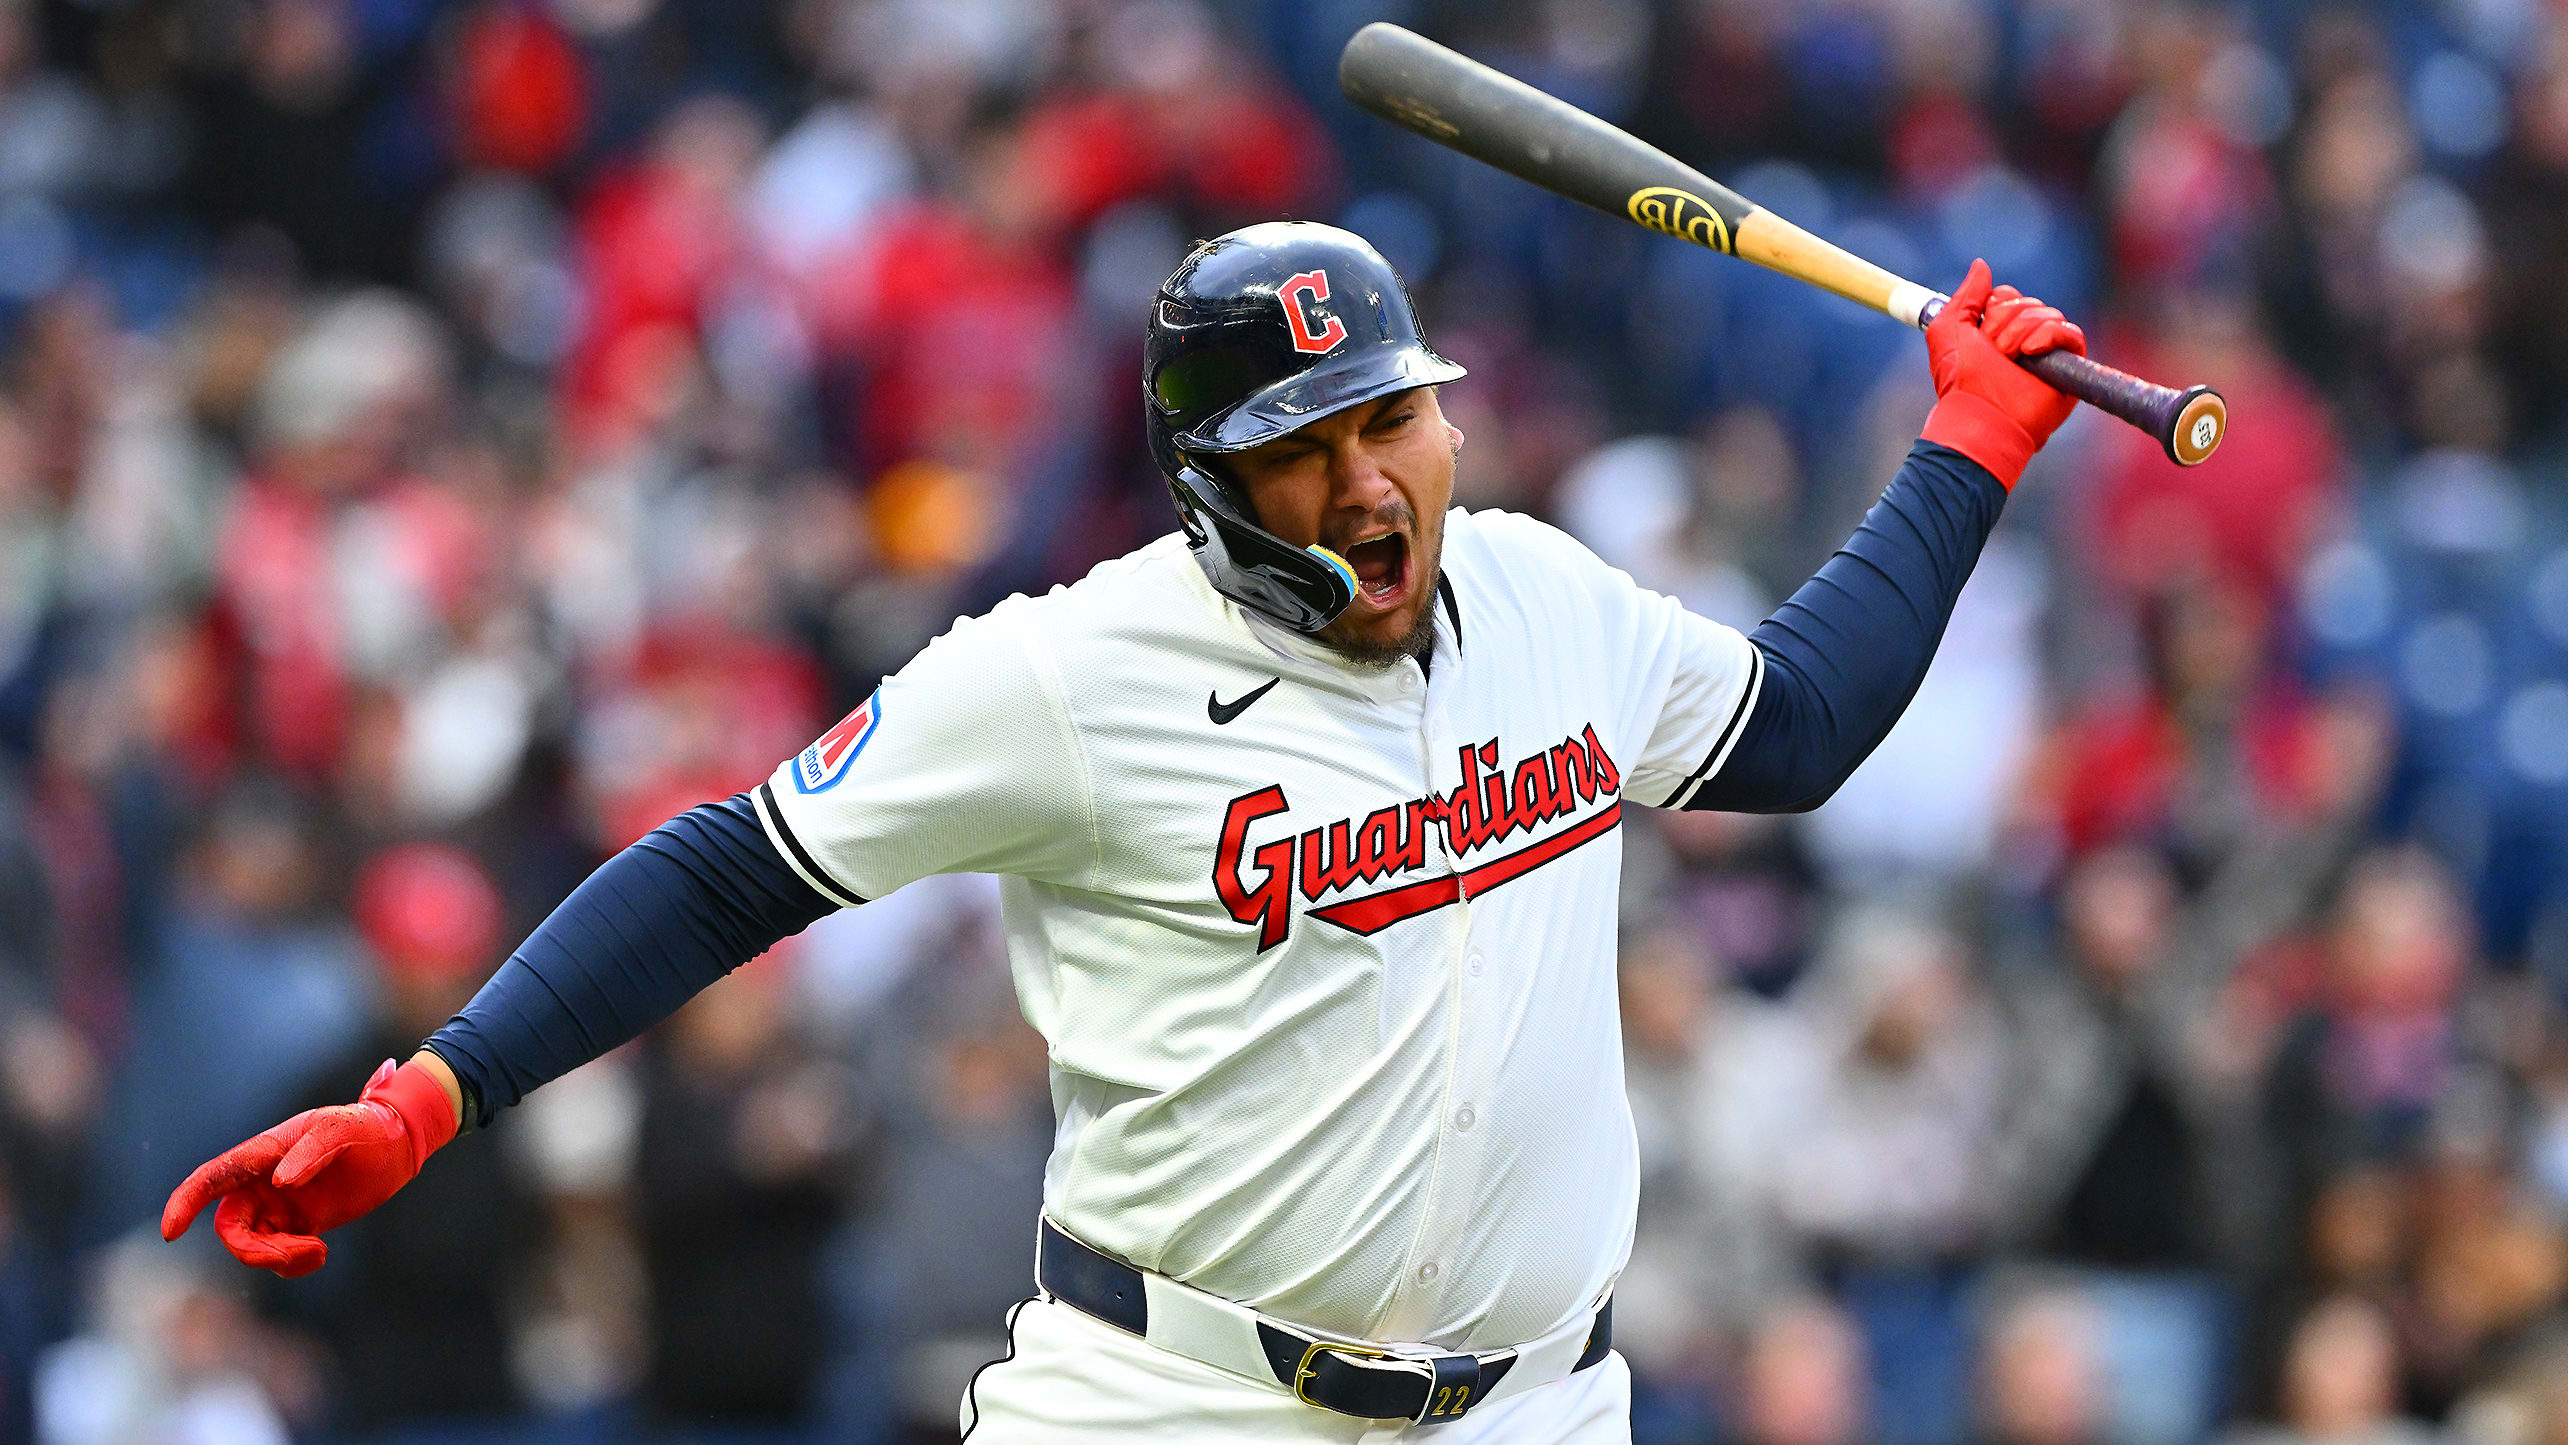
[1175,344,1466,454]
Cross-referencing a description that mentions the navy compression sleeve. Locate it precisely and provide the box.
[1689,440,2010,814]
[423,793,838,1127]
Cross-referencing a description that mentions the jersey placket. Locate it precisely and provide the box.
[1373,639,1500,1345]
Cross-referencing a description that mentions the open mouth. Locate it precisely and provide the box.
[1342,531,1411,608]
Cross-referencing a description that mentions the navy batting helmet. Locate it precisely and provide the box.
[1145,222,1465,633]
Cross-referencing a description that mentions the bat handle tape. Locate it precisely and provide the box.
[1913,295,2226,468]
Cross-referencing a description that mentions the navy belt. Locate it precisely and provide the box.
[1036,1218,1612,1426]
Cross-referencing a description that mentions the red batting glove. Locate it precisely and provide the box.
[160,1058,458,1278]
[1920,258,2087,489]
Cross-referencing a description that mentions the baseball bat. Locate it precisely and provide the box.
[1337,23,2227,468]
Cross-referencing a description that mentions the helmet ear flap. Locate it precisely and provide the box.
[1164,456,1354,632]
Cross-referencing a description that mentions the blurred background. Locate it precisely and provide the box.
[4,0,2568,1440]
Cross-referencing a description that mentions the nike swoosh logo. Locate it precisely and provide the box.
[1208,677,1281,725]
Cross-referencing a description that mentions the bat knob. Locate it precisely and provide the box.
[2163,385,2226,467]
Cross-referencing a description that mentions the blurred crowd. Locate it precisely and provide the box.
[3,0,2568,1441]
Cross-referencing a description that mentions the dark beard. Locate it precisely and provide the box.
[1318,570,1441,670]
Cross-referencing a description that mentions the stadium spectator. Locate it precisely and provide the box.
[634,958,862,1433]
[1726,1296,1873,1445]
[2229,1295,2443,1445]
[1976,1286,2108,1445]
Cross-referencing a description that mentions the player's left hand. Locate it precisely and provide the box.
[1920,257,2086,489]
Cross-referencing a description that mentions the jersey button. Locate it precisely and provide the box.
[1453,1105,1476,1132]
[1466,951,1484,977]
[1417,1262,1440,1284]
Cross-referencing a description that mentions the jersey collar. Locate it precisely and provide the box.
[1230,571,1461,684]
[1173,521,1467,685]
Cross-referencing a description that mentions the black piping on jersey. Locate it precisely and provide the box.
[1661,647,1765,810]
[1437,572,1462,652]
[754,782,868,909]
[958,1296,1033,1440]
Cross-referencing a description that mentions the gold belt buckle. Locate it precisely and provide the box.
[1292,1338,1397,1411]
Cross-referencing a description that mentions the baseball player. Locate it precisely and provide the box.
[163,222,2083,1441]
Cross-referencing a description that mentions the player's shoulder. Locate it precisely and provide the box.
[919,532,1224,676]
[1441,506,1675,654]
[968,531,1215,640]
[1443,506,1622,589]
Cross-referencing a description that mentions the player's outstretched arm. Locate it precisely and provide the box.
[163,604,1086,1277]
[162,791,836,1275]
[420,792,837,1123]
[1692,259,2079,814]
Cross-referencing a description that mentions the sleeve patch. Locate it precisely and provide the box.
[793,690,881,794]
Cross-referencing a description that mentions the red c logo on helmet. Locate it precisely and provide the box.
[1279,270,1348,355]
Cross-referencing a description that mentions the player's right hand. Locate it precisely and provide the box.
[1920,257,2087,489]
[161,1057,458,1278]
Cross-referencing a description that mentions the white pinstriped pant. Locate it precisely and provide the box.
[961,1296,1632,1443]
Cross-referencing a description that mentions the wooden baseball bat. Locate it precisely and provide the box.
[1337,23,2227,468]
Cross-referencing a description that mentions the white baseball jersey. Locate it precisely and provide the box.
[755,509,1762,1354]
